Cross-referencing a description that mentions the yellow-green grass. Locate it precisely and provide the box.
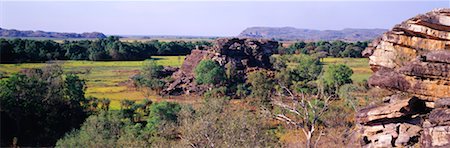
[274,54,372,83]
[0,56,185,109]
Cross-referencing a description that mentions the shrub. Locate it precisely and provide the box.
[204,86,228,98]
[146,101,181,133]
[55,111,122,147]
[247,70,273,107]
[194,60,226,85]
[235,84,250,98]
[338,84,364,111]
[142,59,164,79]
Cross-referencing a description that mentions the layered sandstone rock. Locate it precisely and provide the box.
[358,8,450,147]
[161,38,278,95]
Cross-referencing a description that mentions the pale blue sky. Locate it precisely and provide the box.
[1,1,448,36]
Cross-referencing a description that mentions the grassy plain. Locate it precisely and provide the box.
[0,56,371,109]
[0,56,185,109]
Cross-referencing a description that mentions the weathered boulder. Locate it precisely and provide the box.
[161,38,278,96]
[358,8,450,147]
[422,98,450,147]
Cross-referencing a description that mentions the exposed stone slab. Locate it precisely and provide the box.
[425,50,450,64]
[357,96,429,124]
[436,98,450,108]
[395,123,422,147]
[422,126,450,148]
[399,61,450,79]
[368,67,411,92]
[429,108,450,126]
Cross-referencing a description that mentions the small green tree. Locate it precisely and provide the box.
[194,60,226,85]
[290,54,323,83]
[133,60,165,97]
[277,54,322,93]
[323,64,353,94]
[247,71,273,107]
[142,59,164,79]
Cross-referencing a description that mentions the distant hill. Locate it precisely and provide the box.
[238,27,387,41]
[0,28,107,39]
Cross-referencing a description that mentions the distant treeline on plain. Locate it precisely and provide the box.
[0,36,370,63]
[0,36,212,63]
[278,40,369,58]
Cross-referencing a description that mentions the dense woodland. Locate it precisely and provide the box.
[0,37,212,63]
[0,37,369,63]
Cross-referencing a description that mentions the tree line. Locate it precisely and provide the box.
[0,37,212,63]
[1,37,369,64]
[278,40,369,58]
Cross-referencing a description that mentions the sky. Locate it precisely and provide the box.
[1,0,448,36]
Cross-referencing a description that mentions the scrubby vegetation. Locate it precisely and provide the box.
[0,40,375,147]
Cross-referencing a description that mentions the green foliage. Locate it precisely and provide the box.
[194,60,226,85]
[278,40,369,58]
[338,84,365,111]
[146,101,181,133]
[0,38,212,63]
[235,84,250,98]
[204,86,228,98]
[340,45,363,58]
[290,54,323,83]
[273,54,323,93]
[0,65,89,146]
[247,71,273,107]
[55,111,123,147]
[56,101,181,147]
[142,59,164,79]
[64,74,86,102]
[132,60,166,95]
[323,64,353,94]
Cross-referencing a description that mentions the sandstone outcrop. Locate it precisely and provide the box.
[161,38,278,95]
[358,8,450,147]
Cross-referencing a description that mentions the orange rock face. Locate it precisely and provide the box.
[358,8,450,147]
